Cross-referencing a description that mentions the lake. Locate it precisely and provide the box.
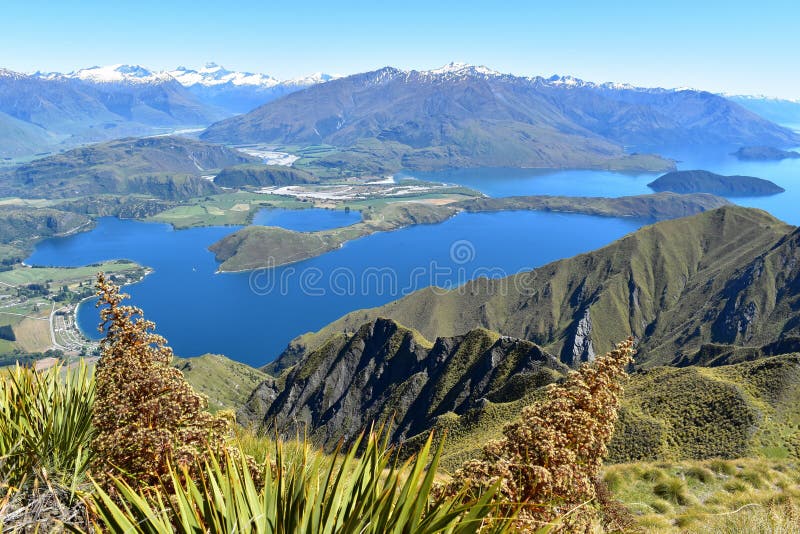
[405,145,800,225]
[26,145,800,366]
[27,209,642,366]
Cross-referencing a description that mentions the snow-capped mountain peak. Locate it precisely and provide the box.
[283,72,337,87]
[167,63,280,88]
[0,68,28,80]
[418,62,502,80]
[426,62,501,77]
[68,64,174,84]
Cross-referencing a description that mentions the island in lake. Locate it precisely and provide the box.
[647,169,785,196]
[732,146,800,161]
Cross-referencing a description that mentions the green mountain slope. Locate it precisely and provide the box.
[0,110,62,159]
[0,206,92,262]
[212,164,319,188]
[277,206,796,370]
[202,66,799,174]
[0,136,257,199]
[175,353,267,413]
[610,353,800,462]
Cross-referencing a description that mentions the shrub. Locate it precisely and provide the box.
[0,326,15,342]
[91,274,231,489]
[441,338,635,532]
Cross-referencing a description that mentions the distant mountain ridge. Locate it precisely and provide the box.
[32,63,338,115]
[725,94,800,127]
[165,63,337,114]
[0,63,336,158]
[0,136,257,199]
[202,63,799,173]
[0,67,223,158]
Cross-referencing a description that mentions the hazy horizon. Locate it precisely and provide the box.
[3,0,799,99]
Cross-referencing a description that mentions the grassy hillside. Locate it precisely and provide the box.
[278,206,796,369]
[0,136,257,199]
[0,206,92,262]
[410,353,800,471]
[174,353,267,413]
[213,164,319,188]
[606,457,800,532]
[610,354,800,462]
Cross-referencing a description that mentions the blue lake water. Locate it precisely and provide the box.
[25,145,800,366]
[27,211,641,366]
[405,146,800,225]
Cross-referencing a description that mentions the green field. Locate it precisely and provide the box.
[148,191,308,229]
[0,260,142,286]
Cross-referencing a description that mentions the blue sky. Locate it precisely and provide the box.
[2,0,798,98]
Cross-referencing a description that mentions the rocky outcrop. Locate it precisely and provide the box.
[239,318,567,449]
[567,308,595,366]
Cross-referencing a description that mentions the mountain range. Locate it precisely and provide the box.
[201,63,800,173]
[166,63,336,114]
[3,61,797,168]
[0,64,336,159]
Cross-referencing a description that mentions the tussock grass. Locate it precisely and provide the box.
[90,429,518,533]
[0,362,95,531]
[606,457,800,532]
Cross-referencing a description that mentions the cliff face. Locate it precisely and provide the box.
[239,318,567,448]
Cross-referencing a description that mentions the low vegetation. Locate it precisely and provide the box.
[1,277,654,532]
[441,339,635,532]
[606,458,800,532]
[0,362,95,530]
